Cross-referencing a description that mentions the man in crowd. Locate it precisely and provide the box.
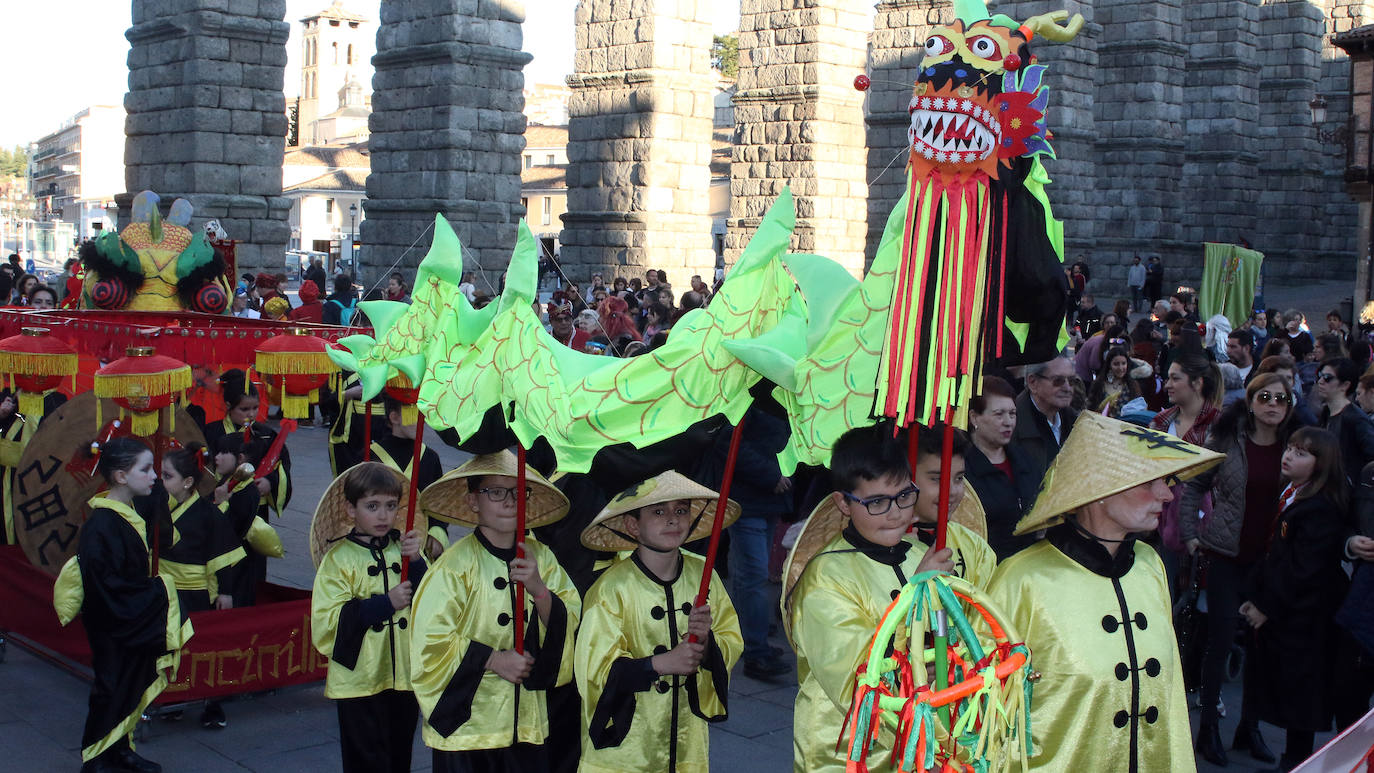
[1226,329,1255,384]
[1127,255,1146,312]
[1144,255,1164,303]
[305,258,328,297]
[1012,354,1079,471]
[1077,293,1103,336]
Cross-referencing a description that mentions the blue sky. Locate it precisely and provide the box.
[2,0,740,149]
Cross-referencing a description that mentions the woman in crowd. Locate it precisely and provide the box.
[1178,373,1295,766]
[1086,346,1142,418]
[964,376,1044,559]
[1240,427,1349,771]
[1316,357,1374,480]
[1150,350,1223,585]
[1282,310,1315,363]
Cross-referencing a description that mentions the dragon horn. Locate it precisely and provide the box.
[1020,10,1085,43]
[954,0,990,23]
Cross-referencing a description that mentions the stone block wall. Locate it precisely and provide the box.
[560,0,717,288]
[121,0,291,275]
[726,0,871,277]
[364,1,531,287]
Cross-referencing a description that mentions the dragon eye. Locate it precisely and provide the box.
[968,35,1001,60]
[925,35,955,57]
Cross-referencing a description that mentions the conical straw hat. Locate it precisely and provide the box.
[418,450,568,529]
[310,462,410,568]
[781,484,987,616]
[580,471,741,552]
[1014,411,1223,536]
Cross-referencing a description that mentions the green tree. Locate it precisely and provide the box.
[0,146,27,178]
[711,34,738,79]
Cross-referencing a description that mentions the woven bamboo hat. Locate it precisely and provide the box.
[580,471,741,552]
[310,462,410,568]
[418,450,568,529]
[1014,410,1223,536]
[780,483,987,613]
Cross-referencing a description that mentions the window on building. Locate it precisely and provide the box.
[545,154,555,165]
[542,197,552,226]
[524,155,532,169]
[326,198,334,214]
[329,19,340,26]
[347,44,354,65]
[332,42,339,65]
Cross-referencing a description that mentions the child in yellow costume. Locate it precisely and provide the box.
[410,451,581,772]
[310,463,426,773]
[906,425,998,589]
[576,471,744,773]
[782,423,954,772]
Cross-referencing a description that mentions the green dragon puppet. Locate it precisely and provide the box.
[330,0,1080,475]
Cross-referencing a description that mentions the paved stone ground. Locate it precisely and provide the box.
[0,278,1356,771]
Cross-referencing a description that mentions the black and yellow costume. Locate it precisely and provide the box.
[312,529,428,773]
[215,474,275,607]
[789,526,932,773]
[410,532,580,769]
[988,524,1193,772]
[75,497,193,763]
[159,492,244,614]
[368,432,448,555]
[203,416,292,518]
[575,552,742,773]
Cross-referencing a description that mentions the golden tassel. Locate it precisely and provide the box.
[129,408,160,437]
[401,404,418,426]
[18,390,43,422]
[282,392,310,420]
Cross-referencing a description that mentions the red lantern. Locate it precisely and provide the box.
[0,327,78,422]
[255,328,341,420]
[94,347,191,437]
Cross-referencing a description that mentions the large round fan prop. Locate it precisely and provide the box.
[93,347,192,437]
[844,573,1035,773]
[0,327,77,422]
[254,328,341,420]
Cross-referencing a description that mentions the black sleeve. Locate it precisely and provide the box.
[331,594,396,670]
[78,513,171,652]
[686,631,730,723]
[522,593,569,690]
[1252,500,1348,619]
[427,640,495,737]
[587,656,658,749]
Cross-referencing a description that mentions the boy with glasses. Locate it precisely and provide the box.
[783,423,953,772]
[409,452,581,772]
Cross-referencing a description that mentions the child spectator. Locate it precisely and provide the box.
[311,463,427,773]
[410,451,581,770]
[576,472,744,772]
[784,423,953,771]
[288,279,324,323]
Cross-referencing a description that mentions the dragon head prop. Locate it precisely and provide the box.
[79,190,229,314]
[908,0,1083,181]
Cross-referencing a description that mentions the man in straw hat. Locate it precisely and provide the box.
[409,450,581,772]
[986,411,1222,772]
[575,471,744,773]
[309,462,427,773]
[782,423,954,772]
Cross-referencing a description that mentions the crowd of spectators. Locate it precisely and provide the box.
[542,267,718,358]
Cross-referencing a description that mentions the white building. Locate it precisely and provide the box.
[296,2,374,147]
[28,105,125,244]
[283,142,369,269]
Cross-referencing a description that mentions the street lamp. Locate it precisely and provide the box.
[348,203,357,267]
[1309,94,1350,145]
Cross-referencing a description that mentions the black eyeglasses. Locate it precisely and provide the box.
[1317,372,1339,384]
[1256,391,1291,406]
[477,486,532,503]
[842,485,919,516]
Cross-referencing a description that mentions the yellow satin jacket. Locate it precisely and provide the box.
[575,551,743,773]
[311,533,424,699]
[987,526,1194,773]
[788,527,932,773]
[410,531,580,752]
[907,520,998,590]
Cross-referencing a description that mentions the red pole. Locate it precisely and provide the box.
[513,442,528,654]
[689,415,747,643]
[906,423,921,534]
[399,412,425,583]
[361,401,373,461]
[935,417,954,551]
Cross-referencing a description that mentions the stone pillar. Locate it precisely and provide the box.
[1181,2,1261,252]
[365,3,531,286]
[121,1,291,275]
[1315,1,1368,280]
[865,1,950,268]
[726,0,871,277]
[1254,1,1327,281]
[1090,0,1187,280]
[560,0,717,287]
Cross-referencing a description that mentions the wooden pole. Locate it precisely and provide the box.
[513,442,528,654]
[689,416,746,643]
